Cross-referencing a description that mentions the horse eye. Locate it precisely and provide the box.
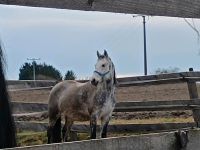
[102,64,105,67]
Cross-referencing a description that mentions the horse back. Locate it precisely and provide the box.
[48,80,90,114]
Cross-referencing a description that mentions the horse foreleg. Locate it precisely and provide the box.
[100,116,111,138]
[90,115,97,139]
[101,121,109,138]
[62,125,67,141]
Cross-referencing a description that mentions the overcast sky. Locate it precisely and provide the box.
[0,4,200,80]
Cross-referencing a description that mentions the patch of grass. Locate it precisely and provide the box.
[74,117,194,125]
[77,133,90,140]
[17,131,47,147]
[110,117,194,124]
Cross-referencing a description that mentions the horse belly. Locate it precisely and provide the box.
[63,105,90,121]
[72,112,90,121]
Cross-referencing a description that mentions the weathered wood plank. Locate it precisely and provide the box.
[15,121,195,133]
[115,99,200,112]
[116,99,200,107]
[114,105,199,112]
[11,99,200,114]
[117,71,200,83]
[72,123,196,133]
[9,86,53,92]
[1,0,200,18]
[118,78,186,87]
[11,102,48,113]
[187,80,200,127]
[78,72,200,87]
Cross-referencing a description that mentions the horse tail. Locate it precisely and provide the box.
[52,117,62,143]
[48,94,62,144]
[48,116,62,143]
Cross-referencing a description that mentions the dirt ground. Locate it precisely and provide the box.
[9,83,200,103]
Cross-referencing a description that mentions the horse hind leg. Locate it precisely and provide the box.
[62,117,74,142]
[90,115,97,139]
[47,117,62,143]
[47,108,62,143]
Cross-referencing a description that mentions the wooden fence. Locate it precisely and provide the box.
[12,71,200,133]
[117,71,200,127]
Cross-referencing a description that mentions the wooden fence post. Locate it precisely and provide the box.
[187,80,200,127]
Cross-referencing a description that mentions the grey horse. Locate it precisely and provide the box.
[47,50,117,143]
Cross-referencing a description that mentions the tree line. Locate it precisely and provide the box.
[19,61,76,80]
[19,61,181,80]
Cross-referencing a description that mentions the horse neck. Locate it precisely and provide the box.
[83,81,97,95]
[96,79,115,97]
[83,80,115,97]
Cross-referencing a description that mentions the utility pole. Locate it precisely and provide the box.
[27,58,40,80]
[143,16,147,75]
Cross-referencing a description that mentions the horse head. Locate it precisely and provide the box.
[91,50,117,87]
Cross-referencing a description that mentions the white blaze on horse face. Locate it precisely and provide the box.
[92,57,111,83]
[96,58,110,74]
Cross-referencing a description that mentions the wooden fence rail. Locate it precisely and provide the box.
[8,72,200,89]
[15,121,196,133]
[118,72,200,87]
[12,99,200,114]
[114,99,200,112]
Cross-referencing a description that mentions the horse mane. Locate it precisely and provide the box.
[112,62,117,85]
[101,55,117,86]
[113,68,117,85]
[0,42,16,148]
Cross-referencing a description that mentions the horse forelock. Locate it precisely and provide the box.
[98,55,105,59]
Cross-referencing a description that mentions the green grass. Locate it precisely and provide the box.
[16,131,91,146]
[16,131,138,147]
[17,131,47,147]
[75,117,194,125]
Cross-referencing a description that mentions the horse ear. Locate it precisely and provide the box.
[104,50,108,57]
[97,51,101,59]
